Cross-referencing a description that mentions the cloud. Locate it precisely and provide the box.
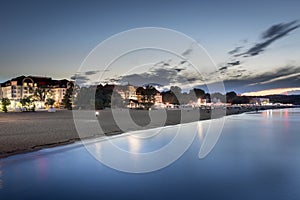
[219,66,300,93]
[179,60,187,65]
[227,60,240,66]
[70,74,89,81]
[70,70,110,85]
[110,66,204,89]
[228,46,242,55]
[262,21,299,39]
[84,70,100,75]
[181,48,193,57]
[236,20,300,57]
[70,73,91,85]
[154,59,172,67]
[218,66,228,71]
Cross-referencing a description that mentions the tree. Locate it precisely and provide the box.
[62,86,73,110]
[1,98,11,113]
[20,96,35,111]
[111,91,124,108]
[232,96,250,104]
[141,85,158,108]
[45,98,55,108]
[211,92,226,103]
[33,87,53,101]
[170,86,182,96]
[170,86,183,104]
[94,86,108,109]
[191,88,205,99]
[205,93,211,103]
[162,91,178,105]
[226,91,237,103]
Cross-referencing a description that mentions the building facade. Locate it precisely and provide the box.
[0,76,72,110]
[115,84,137,100]
[250,98,270,105]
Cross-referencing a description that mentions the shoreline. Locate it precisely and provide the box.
[0,106,295,159]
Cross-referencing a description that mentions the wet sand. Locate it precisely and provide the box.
[0,106,290,158]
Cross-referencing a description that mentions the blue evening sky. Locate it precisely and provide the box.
[0,0,299,93]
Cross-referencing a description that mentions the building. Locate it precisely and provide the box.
[115,84,137,100]
[135,86,160,105]
[0,76,72,110]
[135,87,145,103]
[114,85,162,108]
[197,98,207,106]
[154,93,163,104]
[250,98,270,105]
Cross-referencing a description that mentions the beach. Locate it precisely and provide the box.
[0,106,291,158]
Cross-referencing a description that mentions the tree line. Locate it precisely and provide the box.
[72,84,250,110]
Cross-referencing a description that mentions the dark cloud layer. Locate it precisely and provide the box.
[220,66,300,93]
[262,21,298,39]
[111,66,204,88]
[70,70,108,85]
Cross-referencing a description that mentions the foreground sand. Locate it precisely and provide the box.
[0,106,289,158]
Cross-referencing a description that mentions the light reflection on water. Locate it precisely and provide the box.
[0,108,300,200]
[35,157,49,182]
[0,163,2,190]
[127,135,141,153]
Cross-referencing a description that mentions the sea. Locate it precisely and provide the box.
[0,108,300,200]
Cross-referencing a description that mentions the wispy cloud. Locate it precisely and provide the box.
[84,70,100,75]
[70,74,89,81]
[227,60,241,66]
[219,20,300,87]
[181,48,193,57]
[234,20,300,57]
[228,46,242,55]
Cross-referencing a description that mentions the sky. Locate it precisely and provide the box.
[0,0,299,95]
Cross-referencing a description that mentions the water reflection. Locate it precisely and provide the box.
[1,108,300,199]
[262,109,273,119]
[94,142,102,158]
[0,163,3,190]
[283,109,290,130]
[261,109,291,131]
[197,122,204,141]
[127,135,141,153]
[35,157,48,181]
[284,109,289,118]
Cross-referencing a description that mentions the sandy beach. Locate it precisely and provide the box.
[0,106,290,158]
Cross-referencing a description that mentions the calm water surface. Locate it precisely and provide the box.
[0,108,300,200]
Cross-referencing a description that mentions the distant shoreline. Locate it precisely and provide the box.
[0,105,295,159]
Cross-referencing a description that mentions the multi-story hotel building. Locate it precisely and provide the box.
[0,76,72,109]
